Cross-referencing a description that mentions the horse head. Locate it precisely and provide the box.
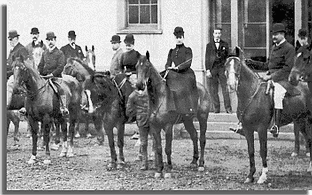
[85,45,96,71]
[289,46,312,86]
[83,73,118,114]
[136,51,154,88]
[12,55,29,88]
[224,46,244,92]
[63,57,94,82]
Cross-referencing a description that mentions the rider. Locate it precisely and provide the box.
[232,23,296,137]
[7,30,29,109]
[109,35,124,78]
[126,82,150,170]
[38,32,68,116]
[60,30,85,62]
[295,29,310,52]
[164,26,197,116]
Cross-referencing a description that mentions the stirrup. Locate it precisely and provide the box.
[269,125,279,138]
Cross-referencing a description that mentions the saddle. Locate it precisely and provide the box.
[161,70,198,114]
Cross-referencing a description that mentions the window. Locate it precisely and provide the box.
[117,0,162,34]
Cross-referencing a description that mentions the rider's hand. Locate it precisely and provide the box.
[167,66,178,71]
[41,73,54,79]
[206,70,212,78]
[262,74,271,81]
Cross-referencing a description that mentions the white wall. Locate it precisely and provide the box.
[7,0,207,83]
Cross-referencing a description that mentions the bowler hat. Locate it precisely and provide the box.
[298,29,308,38]
[30,27,39,34]
[272,23,286,34]
[8,30,20,39]
[110,35,121,43]
[46,32,56,40]
[124,34,135,44]
[68,30,76,38]
[173,26,184,37]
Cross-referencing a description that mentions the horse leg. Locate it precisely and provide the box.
[197,113,208,172]
[164,124,173,178]
[94,115,104,146]
[116,122,125,169]
[257,126,268,184]
[104,123,117,170]
[152,125,164,178]
[51,121,61,151]
[42,115,52,164]
[182,115,199,168]
[60,117,68,157]
[67,114,77,158]
[292,123,300,157]
[244,127,256,183]
[12,114,20,147]
[28,117,39,164]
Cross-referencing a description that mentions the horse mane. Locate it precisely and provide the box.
[67,57,94,75]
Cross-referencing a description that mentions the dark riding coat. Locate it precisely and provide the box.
[38,47,65,77]
[120,49,141,74]
[60,44,85,62]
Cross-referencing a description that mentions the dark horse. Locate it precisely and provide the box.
[136,52,210,178]
[12,56,81,164]
[224,46,312,183]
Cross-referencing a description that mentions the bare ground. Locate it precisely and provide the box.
[5,123,312,191]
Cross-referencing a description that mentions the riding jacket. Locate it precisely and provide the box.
[126,89,149,128]
[165,44,193,72]
[38,47,65,77]
[60,43,85,62]
[110,47,123,77]
[120,49,141,74]
[205,39,229,73]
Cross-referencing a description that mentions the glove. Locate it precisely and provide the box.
[41,73,54,79]
[167,66,178,71]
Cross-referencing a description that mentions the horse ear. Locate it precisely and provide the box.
[235,46,245,60]
[85,46,88,52]
[146,51,150,61]
[92,45,94,51]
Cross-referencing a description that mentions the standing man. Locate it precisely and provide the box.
[295,29,310,52]
[205,27,232,114]
[60,30,85,62]
[232,23,296,137]
[109,35,123,77]
[38,32,68,115]
[7,30,29,107]
[25,27,47,69]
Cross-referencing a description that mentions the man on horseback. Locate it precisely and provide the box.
[241,23,296,137]
[60,30,85,62]
[164,26,198,116]
[295,29,310,52]
[38,32,68,116]
[109,35,123,77]
[25,27,47,63]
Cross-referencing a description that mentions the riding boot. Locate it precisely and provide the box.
[269,109,281,138]
[60,95,69,116]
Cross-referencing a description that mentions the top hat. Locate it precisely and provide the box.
[173,26,184,37]
[110,35,121,43]
[30,27,39,34]
[68,30,77,38]
[8,30,20,39]
[271,23,286,34]
[298,29,308,38]
[124,34,135,44]
[46,32,57,40]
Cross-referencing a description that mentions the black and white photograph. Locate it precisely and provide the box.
[5,0,312,192]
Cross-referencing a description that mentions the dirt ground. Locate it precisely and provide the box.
[5,123,312,191]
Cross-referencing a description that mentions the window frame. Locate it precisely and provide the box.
[117,0,162,34]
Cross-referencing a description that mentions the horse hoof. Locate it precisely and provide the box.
[306,153,310,157]
[67,152,74,158]
[74,132,81,138]
[244,177,254,184]
[198,166,205,172]
[155,172,162,179]
[59,152,67,157]
[107,162,117,170]
[257,176,267,184]
[164,173,171,179]
[43,159,51,165]
[190,163,198,168]
[27,155,36,164]
[291,152,298,157]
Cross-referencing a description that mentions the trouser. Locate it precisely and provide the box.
[138,125,150,168]
[273,82,286,109]
[208,68,232,111]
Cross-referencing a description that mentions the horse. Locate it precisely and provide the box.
[84,45,96,71]
[12,56,81,164]
[136,52,210,178]
[224,46,312,183]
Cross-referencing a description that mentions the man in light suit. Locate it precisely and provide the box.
[109,35,123,78]
[205,27,232,114]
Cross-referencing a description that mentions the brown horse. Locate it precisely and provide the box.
[12,56,81,164]
[224,46,312,183]
[136,52,210,178]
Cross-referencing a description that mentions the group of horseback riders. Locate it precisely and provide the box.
[7,23,312,147]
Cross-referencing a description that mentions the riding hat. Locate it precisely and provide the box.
[68,30,77,38]
[124,34,135,45]
[271,23,286,34]
[46,32,56,40]
[298,29,308,38]
[110,35,121,43]
[30,27,39,34]
[8,30,20,39]
[173,26,184,37]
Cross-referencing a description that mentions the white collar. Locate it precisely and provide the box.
[275,38,286,46]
